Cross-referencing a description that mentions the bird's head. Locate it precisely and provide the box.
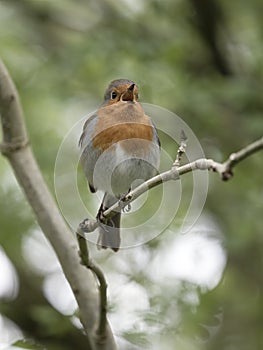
[103,79,139,105]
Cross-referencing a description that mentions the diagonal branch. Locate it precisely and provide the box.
[79,136,263,234]
[0,59,117,350]
[219,137,263,180]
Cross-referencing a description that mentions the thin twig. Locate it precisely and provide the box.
[221,136,263,180]
[89,261,108,340]
[77,231,108,341]
[173,129,188,167]
[79,136,263,233]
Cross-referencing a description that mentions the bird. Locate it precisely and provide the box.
[79,79,160,252]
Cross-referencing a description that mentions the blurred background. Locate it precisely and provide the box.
[0,0,262,349]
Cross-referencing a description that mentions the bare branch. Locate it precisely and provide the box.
[77,231,108,342]
[219,137,263,180]
[173,129,188,167]
[0,61,28,145]
[79,136,263,234]
[0,59,117,350]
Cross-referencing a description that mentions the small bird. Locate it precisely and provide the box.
[79,79,160,251]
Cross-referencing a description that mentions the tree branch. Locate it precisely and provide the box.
[79,136,263,234]
[219,137,263,180]
[0,59,117,350]
[173,129,188,167]
[77,232,108,342]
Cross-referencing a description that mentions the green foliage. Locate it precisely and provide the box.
[0,0,263,349]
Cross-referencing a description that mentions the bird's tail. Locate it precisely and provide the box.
[97,193,121,252]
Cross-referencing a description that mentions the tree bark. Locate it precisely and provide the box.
[0,59,117,350]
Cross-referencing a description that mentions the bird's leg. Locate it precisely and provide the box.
[96,200,116,228]
[96,201,107,224]
[119,189,132,213]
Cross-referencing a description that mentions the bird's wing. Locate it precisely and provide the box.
[79,113,97,148]
[149,118,161,148]
[79,113,101,193]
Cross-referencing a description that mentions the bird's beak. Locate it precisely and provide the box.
[128,83,135,91]
[121,84,136,102]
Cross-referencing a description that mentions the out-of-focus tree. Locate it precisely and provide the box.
[0,0,262,349]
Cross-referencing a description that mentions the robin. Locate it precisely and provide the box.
[79,79,160,252]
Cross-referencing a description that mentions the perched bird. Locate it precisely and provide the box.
[79,79,160,251]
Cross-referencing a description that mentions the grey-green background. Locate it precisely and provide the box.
[0,1,262,349]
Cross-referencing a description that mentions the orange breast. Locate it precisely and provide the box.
[92,102,154,152]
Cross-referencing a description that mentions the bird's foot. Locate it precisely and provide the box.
[119,189,132,213]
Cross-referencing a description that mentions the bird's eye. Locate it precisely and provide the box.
[111,91,117,99]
